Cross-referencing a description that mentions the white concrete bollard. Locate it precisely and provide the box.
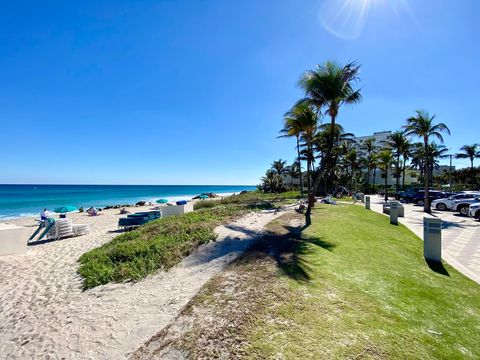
[365,196,370,210]
[424,217,442,262]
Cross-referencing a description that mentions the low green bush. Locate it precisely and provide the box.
[78,205,247,289]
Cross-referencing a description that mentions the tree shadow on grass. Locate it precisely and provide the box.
[246,218,335,283]
[425,258,450,277]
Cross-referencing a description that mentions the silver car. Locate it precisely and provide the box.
[452,196,480,216]
[431,192,480,211]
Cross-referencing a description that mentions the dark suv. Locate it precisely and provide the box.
[410,191,448,206]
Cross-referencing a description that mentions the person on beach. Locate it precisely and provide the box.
[40,208,49,221]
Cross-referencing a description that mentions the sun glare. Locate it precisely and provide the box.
[319,0,412,40]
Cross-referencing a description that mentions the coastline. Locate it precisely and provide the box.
[0,188,251,221]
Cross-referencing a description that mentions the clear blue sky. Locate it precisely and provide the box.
[1,0,478,185]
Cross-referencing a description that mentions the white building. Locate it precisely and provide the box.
[354,131,392,152]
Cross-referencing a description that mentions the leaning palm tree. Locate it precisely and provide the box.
[384,131,410,192]
[298,61,362,211]
[403,110,450,213]
[456,144,480,189]
[377,149,394,203]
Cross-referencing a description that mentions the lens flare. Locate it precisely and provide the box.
[319,0,412,40]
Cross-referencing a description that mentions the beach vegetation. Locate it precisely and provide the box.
[79,191,301,289]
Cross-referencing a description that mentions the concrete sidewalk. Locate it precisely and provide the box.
[368,196,480,285]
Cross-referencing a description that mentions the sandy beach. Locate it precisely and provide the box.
[0,205,284,359]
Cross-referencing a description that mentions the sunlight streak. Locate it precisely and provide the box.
[319,0,413,40]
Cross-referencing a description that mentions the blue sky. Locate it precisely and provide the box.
[1,0,478,185]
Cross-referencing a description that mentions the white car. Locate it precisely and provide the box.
[469,203,480,219]
[451,196,480,216]
[431,192,480,211]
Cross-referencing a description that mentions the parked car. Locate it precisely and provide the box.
[410,191,449,206]
[468,203,480,220]
[452,196,480,216]
[402,189,437,203]
[431,192,480,211]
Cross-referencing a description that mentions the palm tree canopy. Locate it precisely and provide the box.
[403,110,450,143]
[385,131,410,157]
[456,144,480,160]
[298,61,362,118]
[271,159,288,175]
[377,149,394,171]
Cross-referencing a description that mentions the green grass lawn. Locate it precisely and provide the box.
[144,204,480,359]
[247,204,480,359]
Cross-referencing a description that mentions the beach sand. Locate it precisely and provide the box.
[0,205,284,359]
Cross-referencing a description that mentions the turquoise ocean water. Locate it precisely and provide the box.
[0,184,256,220]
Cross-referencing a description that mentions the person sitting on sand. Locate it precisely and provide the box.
[119,208,129,215]
[40,208,49,221]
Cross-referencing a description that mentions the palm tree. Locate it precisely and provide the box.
[361,137,378,193]
[298,61,362,210]
[377,149,394,203]
[456,144,480,189]
[279,114,305,196]
[426,143,449,185]
[288,161,300,187]
[261,170,285,193]
[385,131,410,192]
[271,159,288,176]
[403,110,450,213]
[344,147,359,191]
[401,140,412,189]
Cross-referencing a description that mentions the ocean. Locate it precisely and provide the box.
[0,184,257,220]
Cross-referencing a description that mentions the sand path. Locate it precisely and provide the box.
[0,207,284,359]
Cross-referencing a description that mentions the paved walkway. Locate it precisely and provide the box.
[368,196,480,285]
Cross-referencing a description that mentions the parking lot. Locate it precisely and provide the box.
[370,196,480,284]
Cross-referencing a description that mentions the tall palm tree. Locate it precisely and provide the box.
[385,131,410,192]
[403,110,450,213]
[298,61,362,211]
[279,113,305,196]
[361,137,377,193]
[344,147,359,191]
[401,139,412,189]
[377,149,394,203]
[456,144,480,189]
[286,103,318,200]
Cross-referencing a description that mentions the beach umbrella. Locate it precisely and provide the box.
[156,199,169,204]
[53,206,77,213]
[199,195,209,199]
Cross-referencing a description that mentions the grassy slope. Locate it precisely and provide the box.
[137,205,480,359]
[248,205,480,359]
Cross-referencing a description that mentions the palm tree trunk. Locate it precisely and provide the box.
[424,137,430,213]
[384,168,388,202]
[296,136,304,197]
[471,159,475,190]
[373,167,377,191]
[402,160,406,190]
[396,155,400,192]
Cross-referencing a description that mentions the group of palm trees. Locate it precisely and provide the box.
[272,59,479,214]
